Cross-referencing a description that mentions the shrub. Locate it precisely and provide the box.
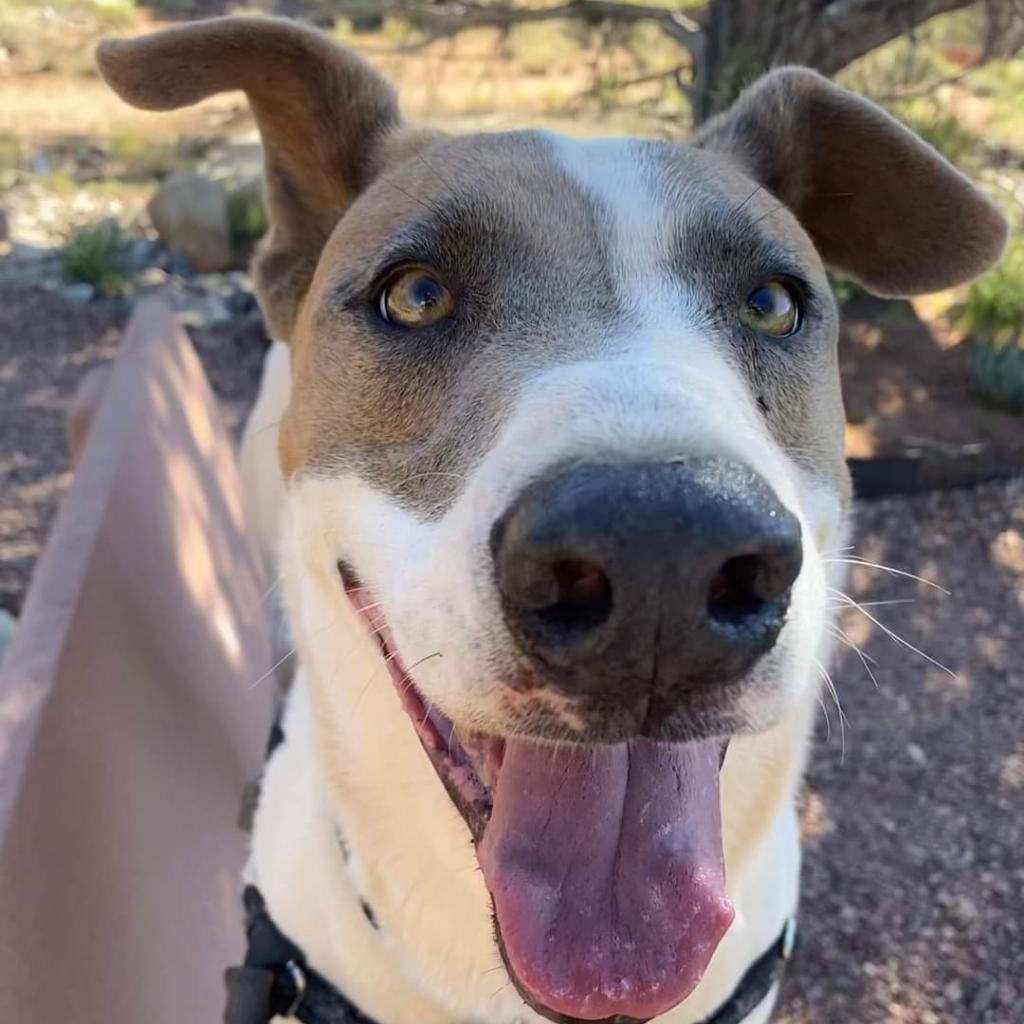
[227,182,269,261]
[60,221,130,297]
[889,102,981,170]
[959,234,1024,410]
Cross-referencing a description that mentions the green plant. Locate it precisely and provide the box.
[959,234,1024,410]
[828,271,866,306]
[889,101,982,169]
[60,221,130,297]
[228,184,269,254]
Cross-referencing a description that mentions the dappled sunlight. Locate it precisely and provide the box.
[1000,747,1024,789]
[793,478,1024,1023]
[132,320,262,676]
[991,527,1024,572]
[840,293,1024,467]
[797,789,834,843]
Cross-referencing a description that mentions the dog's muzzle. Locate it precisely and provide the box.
[490,455,803,733]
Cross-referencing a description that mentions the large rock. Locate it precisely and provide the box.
[147,171,231,274]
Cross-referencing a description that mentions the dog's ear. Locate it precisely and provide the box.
[97,17,400,339]
[694,67,1007,296]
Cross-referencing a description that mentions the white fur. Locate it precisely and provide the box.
[239,339,291,580]
[242,136,844,1024]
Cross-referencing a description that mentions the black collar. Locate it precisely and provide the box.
[224,885,797,1024]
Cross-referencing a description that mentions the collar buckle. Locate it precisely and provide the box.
[283,960,307,1018]
[781,916,799,961]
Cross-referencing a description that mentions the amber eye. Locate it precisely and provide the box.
[740,280,801,337]
[378,267,454,327]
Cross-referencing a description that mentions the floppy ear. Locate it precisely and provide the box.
[96,17,400,339]
[694,67,1007,296]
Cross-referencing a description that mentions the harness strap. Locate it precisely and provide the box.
[224,887,375,1024]
[223,885,797,1024]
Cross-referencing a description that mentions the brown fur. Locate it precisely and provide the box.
[694,66,1008,296]
[96,16,400,340]
[97,20,1007,505]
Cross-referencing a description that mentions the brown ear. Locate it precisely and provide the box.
[97,17,400,339]
[694,67,1007,296]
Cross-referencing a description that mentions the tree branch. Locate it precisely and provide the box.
[334,0,703,48]
[574,60,693,99]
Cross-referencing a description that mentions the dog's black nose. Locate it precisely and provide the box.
[490,457,802,699]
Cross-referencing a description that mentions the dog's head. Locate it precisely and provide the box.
[99,18,1006,1024]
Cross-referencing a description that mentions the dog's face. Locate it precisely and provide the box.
[99,19,1007,1024]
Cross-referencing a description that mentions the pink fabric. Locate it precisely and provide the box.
[0,299,274,1023]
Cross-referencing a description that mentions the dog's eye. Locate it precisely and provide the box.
[740,280,800,337]
[378,267,454,327]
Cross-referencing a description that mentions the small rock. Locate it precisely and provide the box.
[227,288,257,317]
[128,237,159,270]
[135,267,169,290]
[907,742,927,766]
[8,241,52,264]
[148,171,231,273]
[165,252,197,279]
[60,283,95,303]
[174,293,232,328]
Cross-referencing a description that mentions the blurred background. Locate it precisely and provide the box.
[1,2,1023,1022]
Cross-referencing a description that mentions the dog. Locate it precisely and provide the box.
[97,17,1006,1024]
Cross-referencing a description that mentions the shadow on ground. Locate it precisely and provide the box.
[840,293,1024,464]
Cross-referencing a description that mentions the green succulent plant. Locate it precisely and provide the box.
[959,234,1024,411]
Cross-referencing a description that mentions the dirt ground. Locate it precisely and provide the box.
[841,293,1024,465]
[779,480,1024,1024]
[1,283,1022,1022]
[0,283,268,612]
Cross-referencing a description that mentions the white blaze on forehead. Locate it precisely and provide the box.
[543,133,670,283]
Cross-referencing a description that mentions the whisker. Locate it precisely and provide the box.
[816,692,832,742]
[379,173,437,214]
[248,646,297,690]
[825,557,950,595]
[261,574,285,603]
[814,656,847,760]
[416,149,449,189]
[828,622,879,690]
[733,183,764,216]
[750,200,789,227]
[829,588,956,677]
[828,597,917,609]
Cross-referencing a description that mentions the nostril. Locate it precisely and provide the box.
[536,558,613,632]
[707,555,769,624]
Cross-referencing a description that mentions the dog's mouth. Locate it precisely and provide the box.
[344,571,734,1024]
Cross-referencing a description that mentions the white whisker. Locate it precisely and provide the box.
[829,588,956,678]
[828,622,879,690]
[825,556,949,594]
[814,656,847,760]
[248,646,297,690]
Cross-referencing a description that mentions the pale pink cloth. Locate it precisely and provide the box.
[0,299,274,1022]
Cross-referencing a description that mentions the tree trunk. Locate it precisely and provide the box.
[691,0,977,123]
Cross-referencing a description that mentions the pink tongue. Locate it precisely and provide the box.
[478,738,734,1021]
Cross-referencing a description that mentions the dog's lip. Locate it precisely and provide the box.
[341,570,501,838]
[339,564,734,1023]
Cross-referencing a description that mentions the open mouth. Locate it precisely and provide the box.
[344,569,735,1024]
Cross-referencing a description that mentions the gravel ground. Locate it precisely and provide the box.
[779,481,1024,1024]
[0,282,267,613]
[1,285,1021,1022]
